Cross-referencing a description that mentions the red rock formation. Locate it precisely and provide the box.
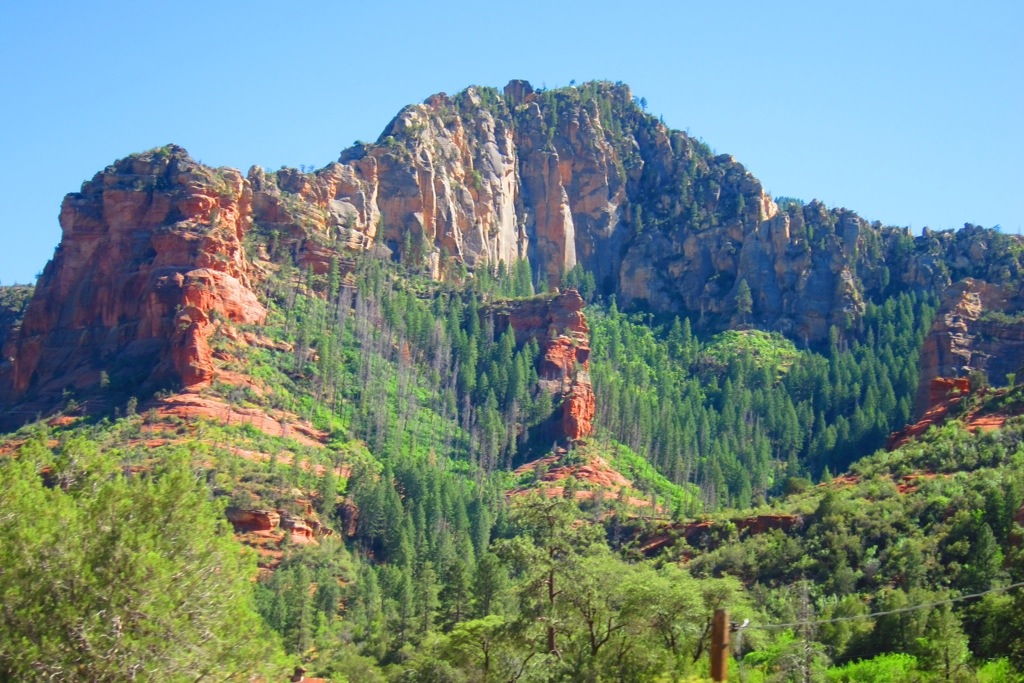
[495,289,589,347]
[888,377,970,450]
[929,377,972,407]
[562,374,595,440]
[916,278,1024,417]
[888,378,1022,450]
[226,508,281,532]
[304,517,334,539]
[0,146,265,422]
[509,451,659,509]
[155,393,328,448]
[280,515,317,544]
[539,336,586,385]
[491,289,594,444]
[228,507,331,548]
[512,452,631,489]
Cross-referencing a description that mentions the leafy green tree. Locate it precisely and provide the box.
[495,496,602,656]
[317,459,339,517]
[0,451,284,681]
[472,552,510,618]
[441,615,509,680]
[736,278,753,321]
[913,604,970,681]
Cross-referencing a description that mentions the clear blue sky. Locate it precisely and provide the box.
[1,1,1021,284]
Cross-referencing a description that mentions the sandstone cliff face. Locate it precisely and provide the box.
[226,507,328,546]
[0,146,265,421]
[5,82,1024,427]
[490,289,594,442]
[242,81,1024,349]
[245,83,633,300]
[916,278,1024,415]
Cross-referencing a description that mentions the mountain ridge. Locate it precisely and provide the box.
[2,80,1022,429]
[3,80,1024,680]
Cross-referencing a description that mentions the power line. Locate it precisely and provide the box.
[750,581,1024,631]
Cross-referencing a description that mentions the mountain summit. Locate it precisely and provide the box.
[2,80,1024,681]
[2,80,1022,426]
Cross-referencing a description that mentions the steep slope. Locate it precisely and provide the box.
[917,277,1024,413]
[0,148,266,426]
[245,81,1024,347]
[2,80,1022,431]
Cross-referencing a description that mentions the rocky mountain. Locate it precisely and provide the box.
[244,80,1024,345]
[4,80,1024,682]
[0,151,266,425]
[1,80,1022,428]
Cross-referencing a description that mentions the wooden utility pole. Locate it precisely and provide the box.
[711,608,730,682]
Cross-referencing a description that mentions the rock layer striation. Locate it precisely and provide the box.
[0,147,265,423]
[3,82,1024,426]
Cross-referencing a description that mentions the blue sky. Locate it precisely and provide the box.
[1,0,1021,284]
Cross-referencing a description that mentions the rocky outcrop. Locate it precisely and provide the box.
[0,146,265,424]
[243,83,630,298]
[493,288,590,382]
[227,507,329,546]
[226,508,281,532]
[490,289,594,442]
[562,373,595,441]
[5,82,1024,428]
[916,278,1024,416]
[926,377,973,409]
[509,450,657,508]
[280,514,317,545]
[247,86,528,277]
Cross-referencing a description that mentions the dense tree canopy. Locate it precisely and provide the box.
[0,433,283,681]
[1,235,1022,681]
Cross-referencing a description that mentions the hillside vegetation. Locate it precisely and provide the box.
[1,81,1023,681]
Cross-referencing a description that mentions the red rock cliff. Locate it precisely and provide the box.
[0,146,265,420]
[490,289,594,441]
[915,278,1024,417]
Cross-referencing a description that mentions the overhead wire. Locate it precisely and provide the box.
[748,580,1024,631]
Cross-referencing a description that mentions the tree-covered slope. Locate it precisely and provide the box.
[2,81,1024,681]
